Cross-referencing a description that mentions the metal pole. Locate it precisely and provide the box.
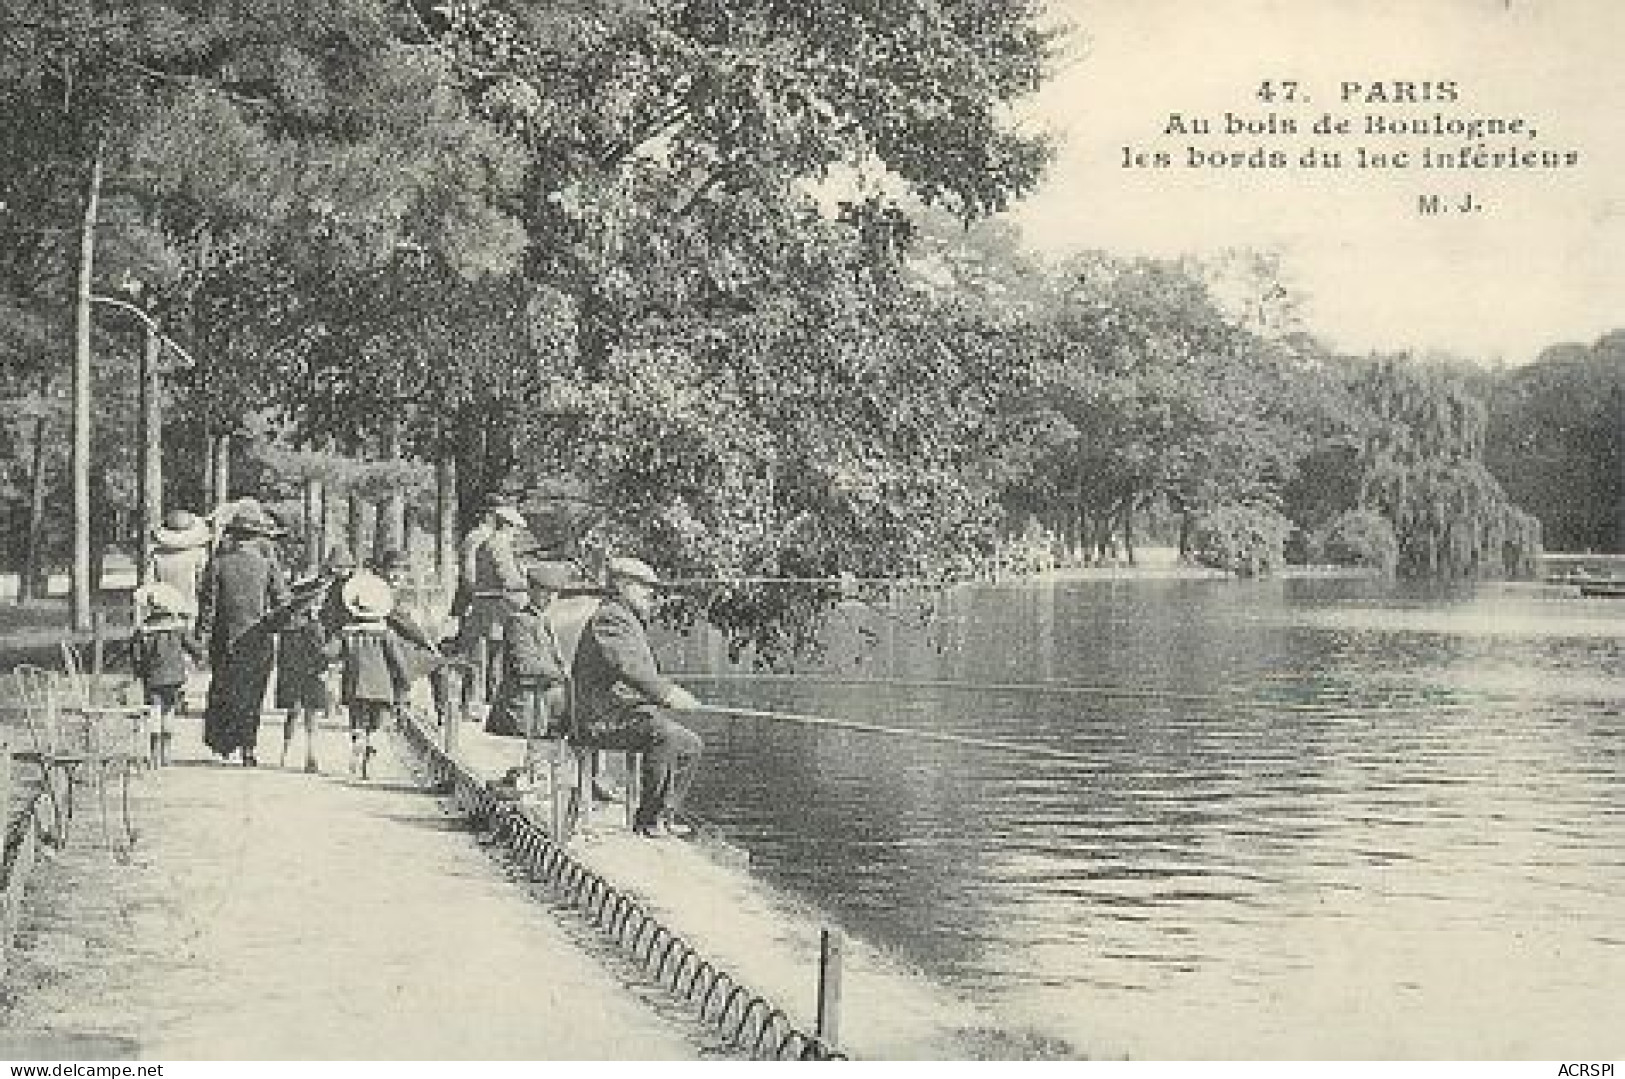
[137,322,163,583]
[815,927,844,1049]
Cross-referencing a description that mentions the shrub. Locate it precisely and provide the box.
[1190,503,1293,577]
[1312,509,1399,575]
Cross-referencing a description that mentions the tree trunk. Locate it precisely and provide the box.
[348,489,368,565]
[1122,508,1136,566]
[137,324,163,584]
[1119,493,1137,567]
[436,449,457,596]
[303,476,324,574]
[71,147,103,631]
[21,385,50,604]
[375,414,406,556]
[210,433,231,510]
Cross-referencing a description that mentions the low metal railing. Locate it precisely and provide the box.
[394,709,846,1060]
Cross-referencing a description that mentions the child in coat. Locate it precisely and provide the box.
[328,571,409,779]
[275,547,355,773]
[129,582,202,766]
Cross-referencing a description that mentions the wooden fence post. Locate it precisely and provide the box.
[816,927,844,1050]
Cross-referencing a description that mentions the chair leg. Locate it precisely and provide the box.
[60,768,77,848]
[39,766,68,848]
[568,747,594,839]
[121,768,138,848]
[623,751,640,829]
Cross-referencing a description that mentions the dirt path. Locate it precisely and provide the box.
[0,715,710,1060]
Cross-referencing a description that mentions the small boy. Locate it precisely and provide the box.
[328,571,409,779]
[276,547,354,773]
[129,582,201,766]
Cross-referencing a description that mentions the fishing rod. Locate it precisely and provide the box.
[673,672,1466,713]
[692,703,1098,765]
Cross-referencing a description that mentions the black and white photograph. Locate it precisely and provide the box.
[0,0,1619,1064]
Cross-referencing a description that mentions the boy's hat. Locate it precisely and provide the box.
[152,509,210,550]
[492,505,526,528]
[340,571,395,621]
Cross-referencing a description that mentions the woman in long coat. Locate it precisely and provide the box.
[198,508,290,765]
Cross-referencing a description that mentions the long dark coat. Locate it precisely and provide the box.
[199,538,289,757]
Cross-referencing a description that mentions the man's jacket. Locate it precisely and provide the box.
[569,597,675,739]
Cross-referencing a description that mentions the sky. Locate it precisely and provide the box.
[1006,0,1625,364]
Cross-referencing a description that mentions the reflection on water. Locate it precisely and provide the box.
[666,577,1624,1058]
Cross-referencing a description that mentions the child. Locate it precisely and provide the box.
[329,571,409,779]
[275,596,331,773]
[275,546,354,773]
[129,582,201,767]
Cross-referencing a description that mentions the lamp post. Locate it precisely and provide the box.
[82,293,198,605]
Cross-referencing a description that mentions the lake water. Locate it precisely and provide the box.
[665,575,1624,1059]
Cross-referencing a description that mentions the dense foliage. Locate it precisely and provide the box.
[0,1,1609,650]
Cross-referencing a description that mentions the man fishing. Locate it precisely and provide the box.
[570,556,703,839]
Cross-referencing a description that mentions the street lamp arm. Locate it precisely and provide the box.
[89,293,199,368]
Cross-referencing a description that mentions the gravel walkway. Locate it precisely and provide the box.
[0,715,706,1060]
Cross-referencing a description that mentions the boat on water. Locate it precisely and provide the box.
[1577,580,1625,598]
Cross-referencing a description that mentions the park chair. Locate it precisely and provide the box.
[9,665,73,846]
[10,653,147,852]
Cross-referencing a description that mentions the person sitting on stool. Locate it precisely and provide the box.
[570,556,702,838]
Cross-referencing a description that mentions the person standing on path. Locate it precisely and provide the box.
[467,503,530,710]
[274,548,352,773]
[197,506,290,765]
[329,572,410,779]
[129,582,203,767]
[488,561,575,789]
[142,509,212,621]
[570,556,704,838]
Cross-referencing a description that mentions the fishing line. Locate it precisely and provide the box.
[692,702,1099,765]
[673,672,1460,713]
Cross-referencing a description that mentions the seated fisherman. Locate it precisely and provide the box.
[488,562,573,746]
[569,556,703,839]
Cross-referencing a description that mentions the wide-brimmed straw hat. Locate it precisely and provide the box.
[340,571,395,621]
[605,556,663,589]
[152,509,210,550]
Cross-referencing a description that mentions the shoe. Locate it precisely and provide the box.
[633,816,695,840]
[304,758,319,774]
[242,752,258,768]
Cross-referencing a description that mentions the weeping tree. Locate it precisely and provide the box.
[1340,354,1540,578]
